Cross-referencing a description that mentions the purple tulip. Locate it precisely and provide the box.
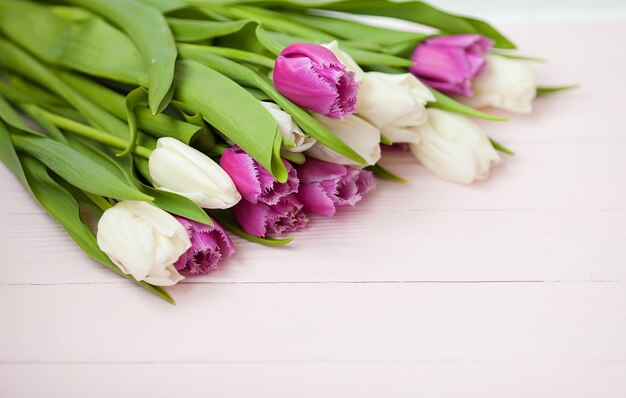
[174,217,235,275]
[273,42,359,119]
[232,194,308,237]
[296,158,376,217]
[220,146,299,206]
[409,34,493,96]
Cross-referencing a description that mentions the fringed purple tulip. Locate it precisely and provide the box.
[296,159,376,217]
[174,216,235,275]
[220,146,299,205]
[410,34,493,96]
[233,194,308,237]
[273,42,359,119]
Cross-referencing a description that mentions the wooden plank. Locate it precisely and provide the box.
[2,361,626,398]
[1,208,624,284]
[0,283,624,363]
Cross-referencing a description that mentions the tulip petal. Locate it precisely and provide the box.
[273,43,359,119]
[410,34,493,97]
[174,216,235,275]
[220,146,263,203]
[298,182,337,217]
[232,199,271,237]
[266,195,308,235]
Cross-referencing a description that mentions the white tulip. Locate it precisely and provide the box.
[461,55,537,114]
[410,109,501,184]
[357,72,435,144]
[149,137,241,209]
[322,40,365,81]
[260,101,316,152]
[97,201,190,286]
[306,113,381,167]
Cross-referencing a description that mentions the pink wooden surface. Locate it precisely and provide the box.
[1,23,625,397]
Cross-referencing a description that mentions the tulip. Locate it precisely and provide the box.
[306,113,382,167]
[296,158,376,217]
[260,101,316,152]
[96,201,190,286]
[410,109,500,184]
[322,41,364,81]
[232,194,308,237]
[357,72,435,143]
[220,146,299,205]
[273,42,359,119]
[174,216,235,275]
[460,55,537,114]
[149,137,241,209]
[410,34,493,96]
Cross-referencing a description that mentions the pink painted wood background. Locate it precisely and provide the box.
[1,22,625,397]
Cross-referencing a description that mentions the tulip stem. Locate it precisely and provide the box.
[178,43,276,69]
[84,192,113,211]
[39,110,153,159]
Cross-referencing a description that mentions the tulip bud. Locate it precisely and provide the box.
[306,113,382,167]
[220,146,299,205]
[96,201,190,286]
[410,34,493,96]
[259,101,316,152]
[357,72,435,143]
[410,109,500,184]
[149,137,241,209]
[232,194,308,237]
[460,55,537,114]
[174,216,235,275]
[296,158,375,217]
[273,42,359,119]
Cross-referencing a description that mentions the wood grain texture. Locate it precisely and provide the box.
[1,22,625,397]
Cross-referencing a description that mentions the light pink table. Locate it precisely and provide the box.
[1,23,625,397]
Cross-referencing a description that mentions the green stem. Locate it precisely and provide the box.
[84,192,113,211]
[40,110,152,159]
[178,43,276,68]
[210,143,228,156]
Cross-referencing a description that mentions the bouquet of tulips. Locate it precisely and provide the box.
[0,0,572,302]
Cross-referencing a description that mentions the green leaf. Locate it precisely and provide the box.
[537,85,579,95]
[190,0,515,48]
[177,43,276,68]
[261,30,414,67]
[19,155,174,304]
[490,51,546,62]
[280,151,305,165]
[0,94,43,136]
[177,48,367,166]
[0,39,134,142]
[11,133,152,201]
[0,73,67,109]
[65,0,177,113]
[284,11,427,46]
[429,90,508,122]
[174,59,288,182]
[0,119,29,189]
[20,104,69,143]
[58,72,201,145]
[367,164,407,183]
[120,87,149,157]
[489,137,515,156]
[138,0,187,13]
[341,44,414,67]
[0,1,148,86]
[223,5,336,42]
[209,210,294,246]
[168,17,253,41]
